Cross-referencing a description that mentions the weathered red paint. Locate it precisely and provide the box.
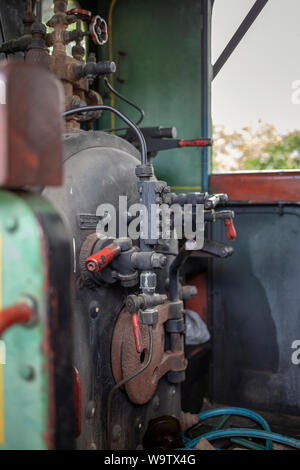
[209,172,300,202]
[225,219,237,240]
[0,62,63,187]
[73,367,82,439]
[185,273,208,324]
[66,8,92,20]
[179,138,212,147]
[0,303,33,336]
[131,313,143,354]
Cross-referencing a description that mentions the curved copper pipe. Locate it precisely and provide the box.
[0,303,33,336]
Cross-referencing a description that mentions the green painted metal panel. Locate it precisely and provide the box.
[98,0,210,192]
[0,191,48,450]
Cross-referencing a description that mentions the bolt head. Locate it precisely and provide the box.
[19,365,35,381]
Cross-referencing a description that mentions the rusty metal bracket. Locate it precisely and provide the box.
[111,302,187,405]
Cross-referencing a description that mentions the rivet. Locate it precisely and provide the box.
[19,364,35,381]
[5,216,18,233]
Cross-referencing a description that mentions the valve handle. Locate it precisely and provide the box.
[85,242,121,273]
[90,15,108,46]
[224,219,237,241]
[178,138,212,148]
[66,8,92,22]
[131,313,143,354]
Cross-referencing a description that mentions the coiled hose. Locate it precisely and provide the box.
[181,407,300,450]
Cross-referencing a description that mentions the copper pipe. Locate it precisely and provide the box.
[36,0,42,22]
[26,0,33,14]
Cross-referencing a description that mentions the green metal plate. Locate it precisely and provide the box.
[0,191,48,450]
[99,0,206,192]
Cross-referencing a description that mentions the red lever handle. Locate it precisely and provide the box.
[225,219,237,241]
[131,313,143,354]
[0,303,33,336]
[178,139,212,148]
[85,242,121,273]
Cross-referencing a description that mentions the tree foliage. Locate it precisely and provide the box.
[213,122,300,172]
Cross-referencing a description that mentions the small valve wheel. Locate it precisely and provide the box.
[90,15,108,46]
[66,8,92,22]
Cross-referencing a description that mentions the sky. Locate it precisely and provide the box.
[212,0,300,133]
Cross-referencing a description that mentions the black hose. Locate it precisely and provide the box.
[63,105,147,165]
[104,76,145,127]
[106,325,153,449]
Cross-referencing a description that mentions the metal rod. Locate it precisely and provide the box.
[169,249,189,302]
[201,0,212,192]
[36,0,42,22]
[26,0,33,14]
[213,0,269,80]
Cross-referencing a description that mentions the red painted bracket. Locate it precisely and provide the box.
[0,303,33,336]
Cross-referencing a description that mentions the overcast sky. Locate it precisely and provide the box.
[212,0,300,133]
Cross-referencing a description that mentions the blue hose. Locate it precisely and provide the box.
[184,428,300,450]
[182,407,300,450]
[183,407,272,450]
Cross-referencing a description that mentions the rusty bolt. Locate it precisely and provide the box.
[19,364,35,381]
